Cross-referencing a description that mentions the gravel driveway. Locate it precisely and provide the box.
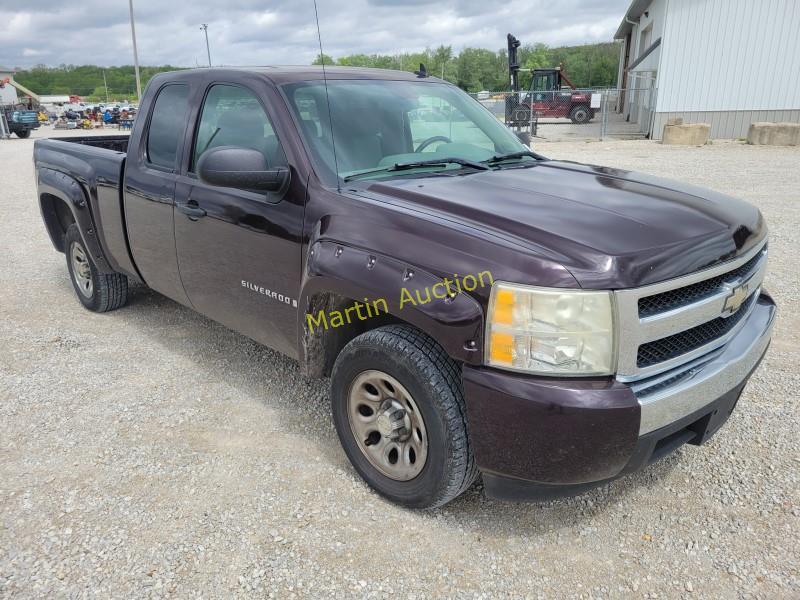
[1,129,798,598]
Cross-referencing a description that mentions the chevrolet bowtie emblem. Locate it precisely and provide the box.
[722,282,749,316]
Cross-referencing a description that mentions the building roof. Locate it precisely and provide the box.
[614,0,652,39]
[0,65,16,74]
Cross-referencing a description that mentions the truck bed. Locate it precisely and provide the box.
[49,135,130,153]
[33,136,138,279]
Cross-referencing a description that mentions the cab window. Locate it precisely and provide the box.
[146,84,189,169]
[192,84,287,171]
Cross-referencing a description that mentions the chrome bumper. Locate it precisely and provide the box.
[630,295,776,435]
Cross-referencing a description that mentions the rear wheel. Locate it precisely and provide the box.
[331,325,477,508]
[515,131,532,146]
[569,104,592,124]
[65,223,128,312]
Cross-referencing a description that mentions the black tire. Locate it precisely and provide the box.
[65,223,128,312]
[515,131,532,146]
[331,325,477,508]
[14,129,31,139]
[513,106,531,123]
[569,104,592,124]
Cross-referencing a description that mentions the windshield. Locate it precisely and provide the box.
[282,79,530,184]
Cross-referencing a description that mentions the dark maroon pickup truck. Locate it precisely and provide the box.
[33,67,775,508]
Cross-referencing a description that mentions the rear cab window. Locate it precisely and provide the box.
[146,84,190,170]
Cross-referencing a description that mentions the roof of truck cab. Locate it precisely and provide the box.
[155,66,444,85]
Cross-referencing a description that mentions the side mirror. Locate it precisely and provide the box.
[197,146,289,193]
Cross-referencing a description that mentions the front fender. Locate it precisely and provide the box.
[37,167,114,273]
[299,240,485,368]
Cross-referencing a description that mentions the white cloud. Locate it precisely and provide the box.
[22,48,48,57]
[0,0,629,68]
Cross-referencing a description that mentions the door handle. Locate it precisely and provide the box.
[176,201,207,220]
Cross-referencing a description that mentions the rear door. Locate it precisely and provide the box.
[173,81,306,358]
[123,82,193,305]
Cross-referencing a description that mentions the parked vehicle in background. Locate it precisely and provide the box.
[515,67,596,124]
[33,67,775,508]
[1,104,40,138]
[506,33,596,125]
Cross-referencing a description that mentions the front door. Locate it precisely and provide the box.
[174,83,305,358]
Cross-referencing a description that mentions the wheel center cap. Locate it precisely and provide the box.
[376,413,394,436]
[376,400,409,440]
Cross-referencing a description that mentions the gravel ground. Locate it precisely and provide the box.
[1,127,798,598]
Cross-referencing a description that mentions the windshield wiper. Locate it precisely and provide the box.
[343,157,489,182]
[484,150,542,165]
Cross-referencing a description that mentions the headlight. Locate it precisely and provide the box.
[486,282,616,376]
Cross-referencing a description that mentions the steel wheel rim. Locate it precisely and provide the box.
[70,242,93,298]
[347,370,428,481]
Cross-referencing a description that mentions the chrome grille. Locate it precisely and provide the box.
[638,249,765,318]
[637,293,757,367]
[614,239,768,382]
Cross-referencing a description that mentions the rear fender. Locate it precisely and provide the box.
[37,167,114,273]
[299,240,485,375]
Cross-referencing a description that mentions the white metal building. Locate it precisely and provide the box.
[0,66,19,105]
[615,0,800,139]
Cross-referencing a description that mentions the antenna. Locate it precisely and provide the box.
[313,0,341,192]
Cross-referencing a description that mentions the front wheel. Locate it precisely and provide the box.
[14,129,31,139]
[331,325,477,508]
[569,104,592,124]
[65,223,128,312]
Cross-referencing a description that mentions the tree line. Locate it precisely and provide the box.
[13,41,619,100]
[314,42,620,92]
[13,65,182,101]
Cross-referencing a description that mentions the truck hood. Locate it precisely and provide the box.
[361,160,766,288]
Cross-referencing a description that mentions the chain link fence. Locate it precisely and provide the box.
[472,84,657,142]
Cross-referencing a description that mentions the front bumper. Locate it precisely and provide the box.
[463,293,776,501]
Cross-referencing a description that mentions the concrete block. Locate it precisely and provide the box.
[662,122,710,146]
[747,122,800,146]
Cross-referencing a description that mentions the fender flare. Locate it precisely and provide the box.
[37,167,114,273]
[298,240,486,374]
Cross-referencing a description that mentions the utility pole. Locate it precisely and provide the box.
[102,69,109,103]
[200,24,212,67]
[128,0,142,101]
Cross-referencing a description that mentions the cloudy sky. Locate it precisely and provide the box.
[0,0,628,69]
